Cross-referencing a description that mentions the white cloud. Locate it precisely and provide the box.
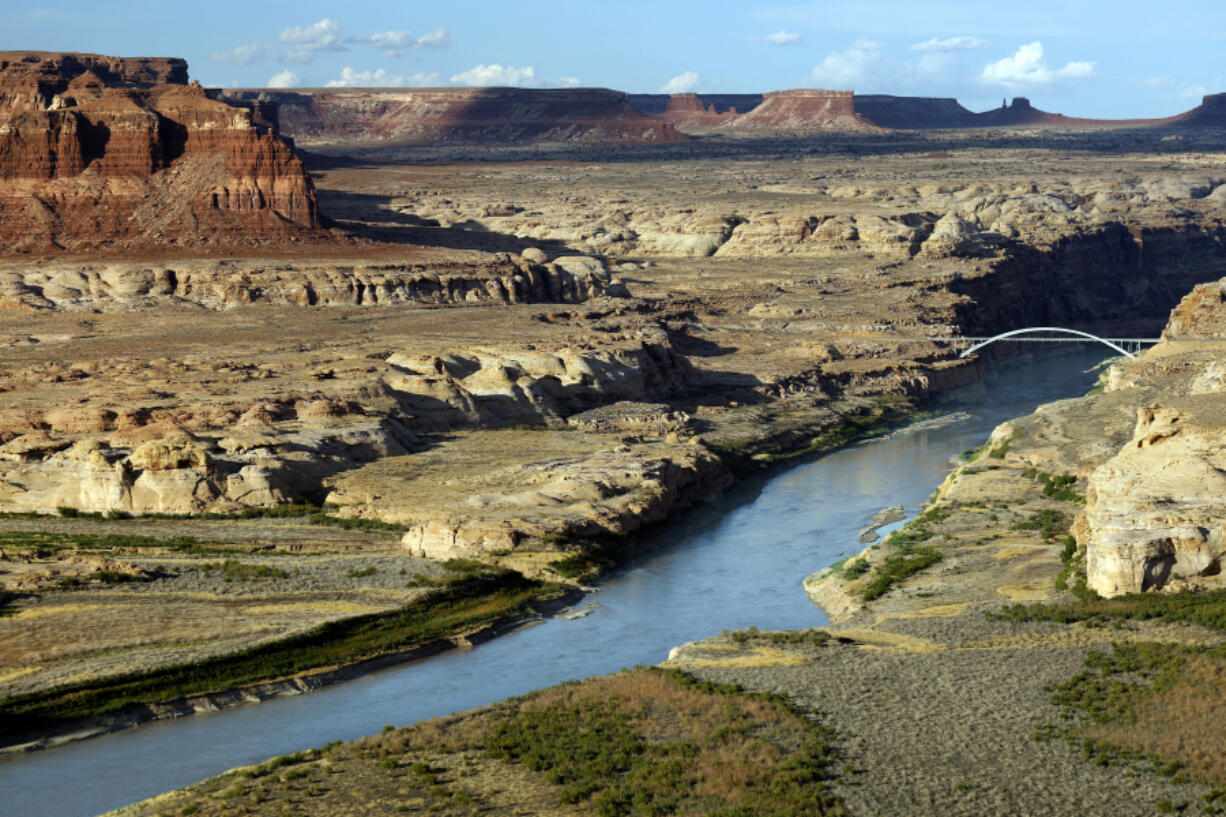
[449,64,538,87]
[659,71,701,93]
[267,70,300,89]
[558,76,582,87]
[811,39,884,88]
[325,67,442,87]
[757,30,801,45]
[1180,81,1223,99]
[414,28,451,49]
[365,28,451,57]
[210,43,271,65]
[910,36,988,52]
[978,42,1094,92]
[280,18,349,64]
[1137,76,1174,89]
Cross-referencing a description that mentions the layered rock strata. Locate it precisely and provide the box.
[221,87,689,147]
[0,51,323,253]
[0,334,692,515]
[0,253,616,310]
[719,89,883,135]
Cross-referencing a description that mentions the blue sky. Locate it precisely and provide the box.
[3,1,1223,118]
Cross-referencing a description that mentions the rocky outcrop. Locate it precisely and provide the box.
[646,94,740,129]
[0,51,187,110]
[0,332,691,514]
[222,87,689,147]
[627,93,762,116]
[1085,406,1226,596]
[1173,93,1226,128]
[398,440,731,559]
[854,93,1226,130]
[0,51,324,253]
[1081,277,1226,596]
[1162,279,1226,339]
[720,90,883,135]
[383,338,695,430]
[0,253,616,310]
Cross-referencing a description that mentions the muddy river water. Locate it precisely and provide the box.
[0,349,1112,817]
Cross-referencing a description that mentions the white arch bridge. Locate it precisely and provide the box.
[905,327,1173,359]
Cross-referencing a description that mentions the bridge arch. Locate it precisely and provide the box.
[958,327,1138,359]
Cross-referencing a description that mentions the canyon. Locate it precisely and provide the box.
[3,49,1226,817]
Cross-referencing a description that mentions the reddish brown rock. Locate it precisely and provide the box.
[720,89,883,135]
[0,51,324,254]
[222,87,690,146]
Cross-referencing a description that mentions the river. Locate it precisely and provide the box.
[0,349,1111,817]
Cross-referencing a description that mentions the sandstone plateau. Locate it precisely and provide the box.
[222,87,689,147]
[5,50,1226,772]
[0,51,323,253]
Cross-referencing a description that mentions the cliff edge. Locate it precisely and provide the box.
[0,51,324,254]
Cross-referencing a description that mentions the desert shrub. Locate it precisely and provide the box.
[861,548,942,601]
[199,560,288,582]
[1011,509,1070,541]
[479,667,844,816]
[843,557,870,578]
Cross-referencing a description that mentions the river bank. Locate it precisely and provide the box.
[0,349,1126,817]
[667,326,1226,814]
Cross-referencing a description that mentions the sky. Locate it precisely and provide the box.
[2,0,1223,118]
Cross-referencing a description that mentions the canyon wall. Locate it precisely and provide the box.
[221,87,689,147]
[0,51,323,254]
[1083,280,1226,596]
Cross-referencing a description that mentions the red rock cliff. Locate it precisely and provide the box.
[222,87,689,146]
[0,51,321,254]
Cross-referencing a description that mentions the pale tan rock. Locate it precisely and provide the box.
[1085,407,1226,596]
[130,439,211,471]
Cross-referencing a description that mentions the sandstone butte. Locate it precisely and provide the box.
[0,50,323,253]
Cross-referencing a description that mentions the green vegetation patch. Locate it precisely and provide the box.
[1042,641,1226,808]
[726,625,833,647]
[1021,468,1084,504]
[1010,592,1226,807]
[0,529,209,555]
[17,503,407,534]
[0,568,564,736]
[380,667,845,816]
[199,560,289,582]
[991,588,1226,629]
[861,548,942,601]
[1011,508,1072,541]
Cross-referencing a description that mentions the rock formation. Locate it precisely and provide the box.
[1162,279,1226,339]
[0,253,616,310]
[719,90,883,135]
[627,93,762,117]
[647,93,739,128]
[1085,405,1226,596]
[1175,93,1226,127]
[1083,278,1226,596]
[221,87,689,147]
[853,93,1226,130]
[0,51,323,253]
[852,95,981,129]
